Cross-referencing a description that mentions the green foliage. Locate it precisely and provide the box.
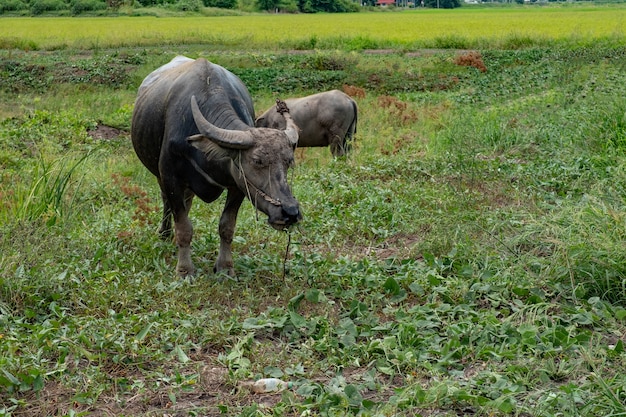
[170,0,201,10]
[29,0,67,14]
[234,67,347,94]
[70,0,107,14]
[0,59,50,93]
[258,0,354,12]
[11,152,93,226]
[0,0,28,12]
[423,0,460,8]
[300,0,359,12]
[3,34,626,417]
[0,52,141,95]
[203,0,236,8]
[255,0,278,10]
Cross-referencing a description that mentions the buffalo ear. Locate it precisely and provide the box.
[187,134,231,159]
[187,134,211,152]
[254,116,266,127]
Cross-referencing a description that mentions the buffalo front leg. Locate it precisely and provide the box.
[173,191,195,277]
[215,190,245,277]
[158,189,173,239]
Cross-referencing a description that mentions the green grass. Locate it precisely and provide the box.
[1,15,626,417]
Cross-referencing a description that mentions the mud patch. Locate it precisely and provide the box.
[88,124,127,140]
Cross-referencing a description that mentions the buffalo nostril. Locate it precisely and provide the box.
[282,205,300,223]
[283,204,299,217]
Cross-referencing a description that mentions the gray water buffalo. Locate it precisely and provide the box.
[255,90,358,157]
[131,56,301,277]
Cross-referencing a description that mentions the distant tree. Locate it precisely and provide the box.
[204,0,237,7]
[0,0,28,12]
[297,0,314,11]
[298,0,357,12]
[257,0,279,10]
[106,0,124,8]
[176,0,201,10]
[257,0,299,11]
[30,0,66,14]
[70,0,107,14]
[423,0,459,7]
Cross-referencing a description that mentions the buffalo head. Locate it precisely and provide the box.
[187,95,301,230]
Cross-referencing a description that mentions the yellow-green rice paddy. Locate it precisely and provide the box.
[2,5,626,50]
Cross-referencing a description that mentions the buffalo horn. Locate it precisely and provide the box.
[282,112,299,146]
[190,95,255,150]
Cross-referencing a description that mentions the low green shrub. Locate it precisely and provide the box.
[0,0,28,12]
[203,0,236,8]
[168,0,201,11]
[30,0,67,14]
[70,0,106,14]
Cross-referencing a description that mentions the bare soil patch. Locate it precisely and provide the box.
[88,124,127,140]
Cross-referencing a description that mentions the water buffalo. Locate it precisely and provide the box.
[255,90,358,157]
[131,56,301,277]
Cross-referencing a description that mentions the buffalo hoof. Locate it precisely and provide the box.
[213,264,236,279]
[176,264,196,278]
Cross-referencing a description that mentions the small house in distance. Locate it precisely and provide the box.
[376,0,395,5]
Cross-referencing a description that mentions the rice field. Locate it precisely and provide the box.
[2,4,626,50]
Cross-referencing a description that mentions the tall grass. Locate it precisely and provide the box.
[11,152,92,226]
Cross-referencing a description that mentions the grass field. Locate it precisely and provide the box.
[2,5,626,50]
[1,7,626,417]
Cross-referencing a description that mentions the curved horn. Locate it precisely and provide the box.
[190,95,255,150]
[275,99,299,146]
[282,112,299,146]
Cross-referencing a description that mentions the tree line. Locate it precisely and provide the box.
[0,0,614,16]
[0,0,467,16]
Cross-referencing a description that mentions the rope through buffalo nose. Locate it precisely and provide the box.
[282,228,291,281]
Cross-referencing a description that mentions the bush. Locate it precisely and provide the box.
[30,0,66,14]
[423,0,459,7]
[203,0,237,8]
[70,0,106,14]
[170,0,201,10]
[302,0,358,12]
[301,51,357,71]
[0,0,28,12]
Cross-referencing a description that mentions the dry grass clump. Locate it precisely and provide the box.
[377,95,418,125]
[454,51,487,73]
[112,173,158,229]
[343,84,366,99]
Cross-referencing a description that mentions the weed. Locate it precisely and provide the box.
[111,173,159,229]
[5,151,92,226]
[3,28,626,417]
[377,95,419,126]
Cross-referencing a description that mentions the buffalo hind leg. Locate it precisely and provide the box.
[329,131,346,157]
[173,191,195,277]
[215,190,245,277]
